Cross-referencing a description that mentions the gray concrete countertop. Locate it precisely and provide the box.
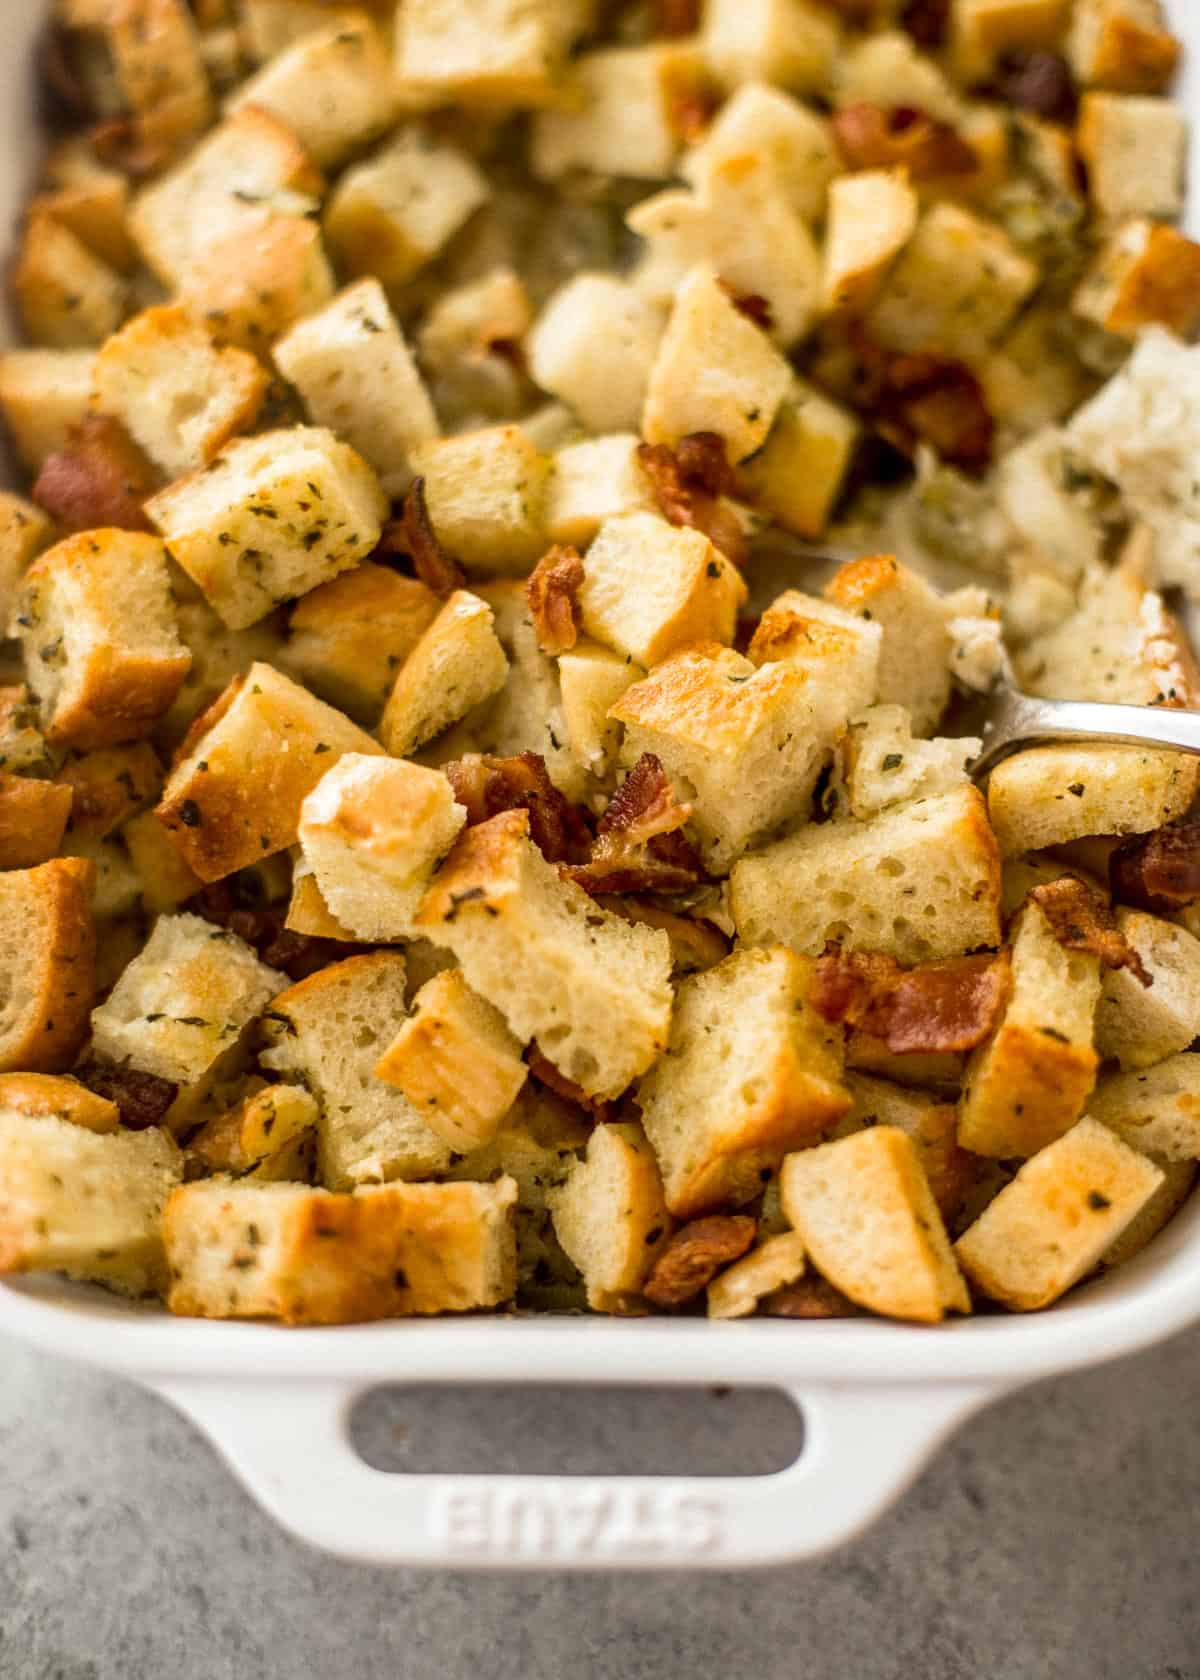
[1,1329,1198,1680]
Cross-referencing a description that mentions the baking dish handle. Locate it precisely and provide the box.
[152,1376,1000,1569]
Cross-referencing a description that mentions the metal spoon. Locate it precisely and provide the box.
[954,684,1200,780]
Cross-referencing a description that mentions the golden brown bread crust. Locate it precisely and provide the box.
[55,742,162,841]
[0,857,97,1073]
[417,806,529,926]
[0,1072,119,1132]
[0,774,73,869]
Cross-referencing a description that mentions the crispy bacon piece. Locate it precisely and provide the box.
[33,416,157,533]
[813,947,1012,1055]
[636,435,749,565]
[526,544,584,656]
[1029,877,1152,987]
[900,0,950,46]
[643,1215,757,1307]
[664,68,721,144]
[882,353,995,472]
[832,103,979,180]
[74,1060,178,1131]
[1110,824,1200,915]
[88,115,174,179]
[527,1049,612,1121]
[189,883,357,982]
[377,477,465,598]
[444,752,593,865]
[990,49,1078,123]
[761,1275,866,1318]
[565,754,706,896]
[716,280,775,334]
[652,0,700,35]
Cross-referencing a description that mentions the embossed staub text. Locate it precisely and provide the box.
[430,1485,724,1562]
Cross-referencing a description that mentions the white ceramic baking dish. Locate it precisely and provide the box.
[4,3,1200,1572]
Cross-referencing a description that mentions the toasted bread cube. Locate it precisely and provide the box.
[531,42,704,182]
[417,266,532,424]
[0,1072,118,1133]
[13,531,190,750]
[91,911,284,1085]
[0,350,95,475]
[13,211,126,351]
[0,859,95,1073]
[379,590,510,758]
[122,809,203,911]
[987,745,1199,856]
[0,775,74,871]
[1101,1157,1196,1269]
[55,743,162,842]
[1073,219,1200,341]
[837,1073,976,1219]
[747,591,882,716]
[374,970,527,1152]
[548,1121,671,1312]
[544,435,657,548]
[558,638,645,778]
[951,0,1070,79]
[324,128,488,290]
[1068,0,1179,94]
[681,82,838,225]
[629,158,821,349]
[781,1127,969,1323]
[179,210,336,355]
[0,1115,181,1297]
[577,513,746,668]
[409,426,551,576]
[156,662,383,880]
[396,0,586,106]
[285,855,355,940]
[867,203,1039,360]
[91,306,268,480]
[842,705,976,820]
[731,784,1002,963]
[260,951,456,1187]
[160,595,288,751]
[0,685,50,778]
[955,1117,1163,1309]
[706,1231,807,1319]
[821,169,919,316]
[38,137,138,271]
[163,1176,517,1322]
[831,29,961,119]
[417,810,673,1099]
[642,267,791,463]
[284,562,440,723]
[130,107,324,286]
[1094,911,1200,1071]
[98,0,214,139]
[638,947,850,1218]
[1078,93,1186,222]
[824,555,953,735]
[147,427,387,631]
[272,280,437,499]
[611,643,833,872]
[239,0,368,60]
[185,1083,316,1184]
[0,494,53,634]
[994,429,1104,583]
[958,902,1100,1159]
[1090,1053,1200,1162]
[528,277,664,434]
[299,754,466,941]
[228,17,398,167]
[703,0,839,93]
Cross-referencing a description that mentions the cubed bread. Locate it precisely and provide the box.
[122,809,204,912]
[156,661,383,880]
[1090,1054,1200,1160]
[740,378,861,539]
[374,970,528,1152]
[866,203,1039,360]
[0,1072,118,1133]
[179,209,337,355]
[832,29,963,123]
[548,1121,671,1312]
[1077,93,1186,221]
[299,754,466,941]
[0,1114,181,1297]
[1101,1157,1196,1269]
[184,1083,318,1184]
[0,858,96,1073]
[951,0,1071,80]
[986,745,1199,856]
[957,900,1100,1158]
[160,595,288,751]
[396,0,587,106]
[0,685,50,777]
[642,266,792,463]
[12,531,190,750]
[611,643,837,872]
[146,427,388,631]
[228,16,398,167]
[163,1176,518,1323]
[557,639,646,779]
[780,1127,970,1323]
[1074,220,1200,341]
[994,430,1105,583]
[576,513,746,669]
[13,210,127,351]
[702,0,840,93]
[637,946,850,1219]
[824,556,954,736]
[821,169,919,315]
[955,1116,1163,1309]
[260,950,456,1187]
[842,706,977,820]
[417,267,532,425]
[285,855,355,940]
[528,276,664,434]
[531,42,705,182]
[837,1073,976,1220]
[1094,910,1200,1071]
[730,784,1003,964]
[543,436,658,549]
[417,810,673,1100]
[272,280,438,498]
[0,775,74,870]
[85,0,213,151]
[91,911,284,1085]
[284,563,440,724]
[747,591,882,718]
[324,128,489,290]
[35,149,136,275]
[55,743,162,841]
[378,590,510,757]
[91,306,268,481]
[681,83,838,225]
[706,1231,808,1319]
[0,350,96,475]
[409,426,552,576]
[1068,0,1180,94]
